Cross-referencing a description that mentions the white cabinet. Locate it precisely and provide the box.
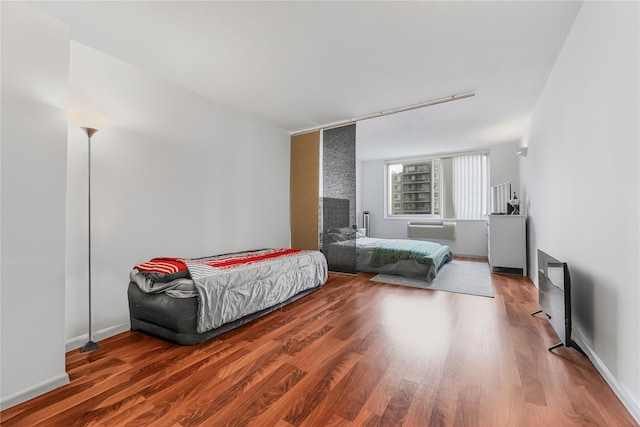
[488,215,527,276]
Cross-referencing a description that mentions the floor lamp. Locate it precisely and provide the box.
[69,109,109,353]
[80,126,100,353]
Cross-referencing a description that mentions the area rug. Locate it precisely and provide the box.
[370,260,493,298]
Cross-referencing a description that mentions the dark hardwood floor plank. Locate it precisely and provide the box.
[142,368,236,427]
[361,341,419,416]
[99,342,236,408]
[96,398,159,427]
[142,346,247,399]
[277,343,362,425]
[216,338,293,383]
[515,350,548,406]
[214,363,307,427]
[404,381,439,426]
[350,408,382,426]
[329,359,389,421]
[377,378,418,426]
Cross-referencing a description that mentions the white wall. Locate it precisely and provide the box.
[522,1,639,420]
[358,142,521,257]
[0,2,70,409]
[65,42,291,347]
[489,141,520,195]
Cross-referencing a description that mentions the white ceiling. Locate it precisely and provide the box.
[29,1,581,161]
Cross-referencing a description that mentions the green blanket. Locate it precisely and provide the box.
[371,239,452,270]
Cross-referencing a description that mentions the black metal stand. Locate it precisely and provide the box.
[80,340,99,353]
[548,342,564,351]
[531,309,586,357]
[567,341,587,357]
[548,340,587,357]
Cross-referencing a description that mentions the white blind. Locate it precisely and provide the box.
[440,157,454,218]
[442,153,488,219]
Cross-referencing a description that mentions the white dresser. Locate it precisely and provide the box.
[488,215,527,276]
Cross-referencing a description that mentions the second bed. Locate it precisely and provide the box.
[324,232,452,281]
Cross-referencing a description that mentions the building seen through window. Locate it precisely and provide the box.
[387,153,487,219]
[389,160,440,215]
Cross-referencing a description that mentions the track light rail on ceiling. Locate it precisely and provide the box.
[290,91,475,136]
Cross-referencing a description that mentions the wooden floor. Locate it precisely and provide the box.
[1,265,637,426]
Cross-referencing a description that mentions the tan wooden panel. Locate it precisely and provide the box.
[290,131,320,250]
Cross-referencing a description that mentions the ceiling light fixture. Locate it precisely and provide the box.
[291,91,476,136]
[515,147,528,157]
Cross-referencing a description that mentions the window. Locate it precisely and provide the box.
[388,161,435,215]
[386,152,488,219]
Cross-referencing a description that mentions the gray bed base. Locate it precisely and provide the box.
[127,281,321,345]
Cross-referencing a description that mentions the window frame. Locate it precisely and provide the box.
[383,150,489,220]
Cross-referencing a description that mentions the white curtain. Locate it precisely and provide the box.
[440,157,454,218]
[441,153,488,219]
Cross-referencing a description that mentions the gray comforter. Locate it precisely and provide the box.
[185,250,327,333]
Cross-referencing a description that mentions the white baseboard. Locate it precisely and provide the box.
[528,270,537,286]
[65,322,130,353]
[453,254,488,260]
[0,372,70,411]
[571,328,640,424]
[1,323,131,410]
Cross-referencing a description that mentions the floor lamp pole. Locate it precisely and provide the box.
[81,127,99,353]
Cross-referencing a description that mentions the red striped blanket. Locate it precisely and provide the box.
[135,248,304,279]
[194,248,302,270]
